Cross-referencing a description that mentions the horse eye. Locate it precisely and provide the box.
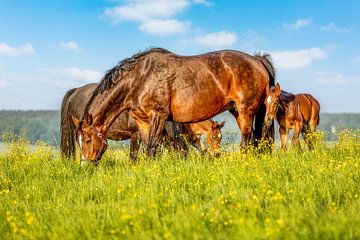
[97,133,102,138]
[86,138,91,143]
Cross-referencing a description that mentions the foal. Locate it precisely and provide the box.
[263,83,320,150]
[183,121,225,157]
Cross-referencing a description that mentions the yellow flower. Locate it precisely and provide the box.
[25,211,33,225]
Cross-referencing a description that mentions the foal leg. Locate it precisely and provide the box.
[279,126,288,151]
[301,124,313,150]
[291,122,302,150]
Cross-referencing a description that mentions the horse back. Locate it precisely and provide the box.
[296,94,320,122]
[153,50,270,122]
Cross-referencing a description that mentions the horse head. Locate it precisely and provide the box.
[263,83,281,136]
[205,120,225,157]
[74,113,108,166]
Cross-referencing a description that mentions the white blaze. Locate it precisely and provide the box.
[78,135,85,160]
[78,135,82,149]
[267,96,272,104]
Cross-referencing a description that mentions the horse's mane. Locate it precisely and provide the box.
[254,52,276,87]
[82,47,171,116]
[280,90,295,102]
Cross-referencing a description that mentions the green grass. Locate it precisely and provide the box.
[0,131,359,239]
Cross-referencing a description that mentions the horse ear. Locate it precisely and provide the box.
[212,121,218,129]
[275,83,281,96]
[219,121,225,129]
[72,116,80,126]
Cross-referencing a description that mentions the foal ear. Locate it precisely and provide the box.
[219,121,225,129]
[71,116,80,126]
[212,121,218,129]
[275,83,281,96]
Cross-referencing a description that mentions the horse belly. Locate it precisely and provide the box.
[170,89,225,122]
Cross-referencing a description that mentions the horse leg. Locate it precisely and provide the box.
[291,122,302,150]
[230,108,254,148]
[301,124,313,150]
[133,117,151,156]
[279,126,288,151]
[147,112,168,157]
[129,132,140,162]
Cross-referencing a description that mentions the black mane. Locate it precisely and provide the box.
[254,52,276,87]
[82,47,171,116]
[280,90,296,102]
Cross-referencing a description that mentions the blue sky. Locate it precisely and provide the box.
[0,0,359,112]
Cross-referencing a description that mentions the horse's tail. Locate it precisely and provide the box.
[254,53,276,146]
[60,88,77,159]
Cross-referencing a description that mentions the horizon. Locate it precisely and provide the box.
[1,0,360,112]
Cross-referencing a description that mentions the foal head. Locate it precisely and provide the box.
[73,113,108,166]
[205,121,225,157]
[263,83,281,135]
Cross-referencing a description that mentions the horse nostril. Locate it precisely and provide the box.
[215,152,221,158]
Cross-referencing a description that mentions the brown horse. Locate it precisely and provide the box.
[263,83,320,150]
[60,83,225,162]
[77,48,275,165]
[181,120,225,156]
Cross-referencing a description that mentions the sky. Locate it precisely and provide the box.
[0,0,359,112]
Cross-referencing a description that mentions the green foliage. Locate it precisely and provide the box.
[0,110,59,146]
[0,131,359,239]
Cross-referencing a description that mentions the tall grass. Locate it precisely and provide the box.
[0,130,359,239]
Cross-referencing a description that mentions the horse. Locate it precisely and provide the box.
[263,83,320,150]
[60,83,225,163]
[176,120,225,157]
[77,48,275,165]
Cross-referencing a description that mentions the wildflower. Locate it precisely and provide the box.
[277,218,284,227]
[25,211,33,225]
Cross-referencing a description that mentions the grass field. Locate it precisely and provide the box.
[0,130,359,239]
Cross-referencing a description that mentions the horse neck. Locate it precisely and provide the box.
[89,80,131,130]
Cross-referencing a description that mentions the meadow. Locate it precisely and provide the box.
[0,130,359,239]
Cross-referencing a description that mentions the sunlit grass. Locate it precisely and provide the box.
[0,130,359,239]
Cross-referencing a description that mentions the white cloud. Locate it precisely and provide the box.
[315,71,347,85]
[103,0,209,36]
[189,31,238,47]
[351,56,360,64]
[282,18,312,31]
[0,43,35,56]
[104,0,189,22]
[59,41,81,51]
[39,67,102,82]
[320,22,350,33]
[0,78,10,90]
[240,30,265,49]
[271,47,326,70]
[140,19,190,35]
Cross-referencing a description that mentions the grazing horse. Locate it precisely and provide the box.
[60,83,225,163]
[176,120,225,157]
[77,48,275,165]
[263,83,320,150]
